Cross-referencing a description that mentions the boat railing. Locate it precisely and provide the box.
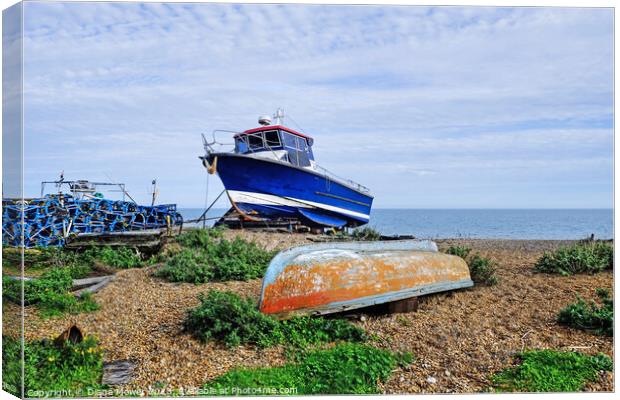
[313,165,372,194]
[202,130,236,154]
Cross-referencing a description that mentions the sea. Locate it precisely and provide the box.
[178,208,613,240]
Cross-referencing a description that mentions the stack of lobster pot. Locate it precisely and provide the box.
[2,194,183,248]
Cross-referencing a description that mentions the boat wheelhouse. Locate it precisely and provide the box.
[233,125,316,168]
[200,110,373,228]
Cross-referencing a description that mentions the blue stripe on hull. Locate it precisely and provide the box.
[212,154,373,227]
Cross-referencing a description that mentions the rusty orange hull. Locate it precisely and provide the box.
[259,240,473,318]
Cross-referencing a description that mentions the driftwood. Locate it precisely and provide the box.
[65,230,164,252]
[102,360,136,386]
[72,276,110,290]
[6,276,34,281]
[73,276,113,297]
[7,274,114,298]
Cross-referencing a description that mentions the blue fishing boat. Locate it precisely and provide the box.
[200,109,373,228]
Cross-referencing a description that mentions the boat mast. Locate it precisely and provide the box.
[274,108,285,125]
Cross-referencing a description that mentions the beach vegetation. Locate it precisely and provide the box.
[2,245,148,279]
[444,245,472,259]
[330,226,382,241]
[557,288,613,336]
[184,290,279,347]
[156,230,276,283]
[445,246,498,285]
[468,254,499,286]
[2,247,88,278]
[81,246,145,269]
[204,342,412,395]
[174,227,225,247]
[492,350,612,392]
[184,290,366,348]
[2,268,99,318]
[350,227,382,241]
[535,242,613,275]
[2,335,104,397]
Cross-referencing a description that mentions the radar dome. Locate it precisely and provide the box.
[258,115,272,126]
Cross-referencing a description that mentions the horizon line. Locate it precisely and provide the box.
[175,206,614,210]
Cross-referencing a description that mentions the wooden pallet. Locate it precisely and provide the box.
[214,207,310,232]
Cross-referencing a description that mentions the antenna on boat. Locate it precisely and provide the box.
[273,108,285,125]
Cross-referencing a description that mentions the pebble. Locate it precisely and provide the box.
[426,376,437,384]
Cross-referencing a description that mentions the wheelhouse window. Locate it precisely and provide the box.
[247,133,264,150]
[235,130,311,162]
[281,131,312,167]
[264,130,281,147]
[281,132,298,148]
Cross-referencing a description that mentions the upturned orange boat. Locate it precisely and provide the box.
[259,240,473,318]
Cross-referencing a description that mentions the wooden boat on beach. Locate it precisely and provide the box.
[259,240,474,318]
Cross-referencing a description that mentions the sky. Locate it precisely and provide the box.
[9,2,615,208]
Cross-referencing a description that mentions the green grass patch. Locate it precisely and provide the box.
[329,226,382,241]
[2,247,89,278]
[492,349,612,392]
[2,268,100,318]
[535,242,613,275]
[2,245,148,279]
[444,245,471,259]
[278,315,367,348]
[184,290,279,347]
[557,288,613,336]
[204,342,412,395]
[37,291,100,318]
[445,245,498,285]
[155,229,276,283]
[2,335,104,397]
[81,246,145,269]
[174,227,225,247]
[350,227,382,241]
[3,268,72,305]
[184,290,366,348]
